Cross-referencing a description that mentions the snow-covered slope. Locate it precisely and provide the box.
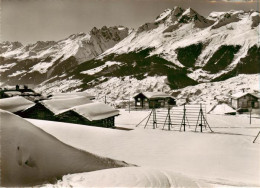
[1,7,259,101]
[0,110,131,186]
[35,74,258,107]
[0,26,129,86]
[101,7,259,80]
[29,112,260,187]
[1,26,129,63]
[172,74,259,105]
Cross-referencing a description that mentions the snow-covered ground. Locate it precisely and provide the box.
[0,110,129,186]
[43,167,212,187]
[27,109,260,187]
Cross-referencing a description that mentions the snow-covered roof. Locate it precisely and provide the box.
[231,92,260,99]
[209,103,236,115]
[3,91,22,97]
[71,102,119,121]
[251,93,260,99]
[40,96,93,115]
[0,96,35,112]
[50,92,95,100]
[135,92,174,100]
[231,92,248,99]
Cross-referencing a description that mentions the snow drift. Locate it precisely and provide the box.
[209,103,236,115]
[0,110,131,186]
[46,167,210,187]
[0,96,35,113]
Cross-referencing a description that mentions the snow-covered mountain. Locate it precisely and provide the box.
[0,26,129,85]
[1,7,259,104]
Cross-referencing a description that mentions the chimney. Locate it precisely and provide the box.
[242,88,245,93]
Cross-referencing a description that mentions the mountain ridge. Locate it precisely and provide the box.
[0,7,259,104]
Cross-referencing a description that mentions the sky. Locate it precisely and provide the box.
[1,0,259,44]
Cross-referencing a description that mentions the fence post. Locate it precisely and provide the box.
[249,107,252,124]
[129,95,131,113]
[183,104,186,132]
[200,104,203,132]
[168,106,171,131]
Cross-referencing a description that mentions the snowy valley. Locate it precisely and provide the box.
[1,5,260,187]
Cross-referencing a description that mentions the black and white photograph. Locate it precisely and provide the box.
[0,0,260,187]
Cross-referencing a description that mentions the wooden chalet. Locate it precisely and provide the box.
[230,92,260,110]
[134,92,176,109]
[17,96,93,121]
[16,102,57,121]
[57,102,119,128]
[12,96,118,128]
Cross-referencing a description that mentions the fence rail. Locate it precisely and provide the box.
[136,104,213,133]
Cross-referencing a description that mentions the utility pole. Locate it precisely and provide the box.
[129,93,130,113]
[249,107,252,125]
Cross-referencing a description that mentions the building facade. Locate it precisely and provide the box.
[231,92,260,110]
[134,92,176,109]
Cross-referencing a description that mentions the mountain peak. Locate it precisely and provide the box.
[155,8,172,22]
[182,7,196,16]
[155,6,184,23]
[177,7,213,28]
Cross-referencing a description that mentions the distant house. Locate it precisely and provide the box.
[57,102,119,127]
[230,92,260,110]
[0,85,42,101]
[133,92,176,108]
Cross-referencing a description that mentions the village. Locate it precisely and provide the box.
[0,84,260,131]
[1,84,260,187]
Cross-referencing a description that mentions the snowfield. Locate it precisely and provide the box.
[27,109,260,187]
[43,167,212,187]
[0,110,130,186]
[81,61,121,75]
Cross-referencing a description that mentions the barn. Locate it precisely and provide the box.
[12,96,119,128]
[134,92,176,109]
[230,92,260,110]
[57,102,120,127]
[17,96,93,121]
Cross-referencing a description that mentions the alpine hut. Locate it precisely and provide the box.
[17,96,92,121]
[230,92,260,110]
[134,92,176,109]
[57,102,119,127]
